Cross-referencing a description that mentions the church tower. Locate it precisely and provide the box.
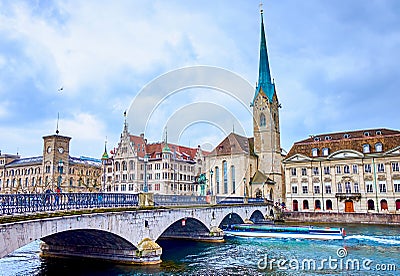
[252,7,282,189]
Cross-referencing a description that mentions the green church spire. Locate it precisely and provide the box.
[253,7,275,103]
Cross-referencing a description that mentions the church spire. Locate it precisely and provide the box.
[253,6,275,104]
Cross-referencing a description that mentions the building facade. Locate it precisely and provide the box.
[204,9,284,202]
[101,120,207,195]
[283,129,400,213]
[0,133,102,194]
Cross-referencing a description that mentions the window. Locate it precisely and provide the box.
[302,184,308,194]
[363,144,370,153]
[303,200,309,210]
[325,136,332,141]
[344,165,350,174]
[392,162,399,172]
[366,181,373,193]
[345,182,351,193]
[377,163,385,173]
[343,134,351,138]
[223,161,228,194]
[368,199,375,211]
[322,148,329,156]
[352,165,358,174]
[260,113,266,127]
[324,166,330,175]
[336,165,341,174]
[215,167,220,194]
[313,167,319,176]
[314,184,320,194]
[379,181,387,193]
[364,164,371,173]
[364,132,370,137]
[312,148,318,157]
[314,137,321,142]
[376,130,382,135]
[354,182,359,193]
[291,185,298,194]
[301,168,307,176]
[375,143,383,152]
[394,180,400,193]
[337,183,342,193]
[315,200,321,210]
[291,168,297,176]
[325,183,332,194]
[231,165,236,194]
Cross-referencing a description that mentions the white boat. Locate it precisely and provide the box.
[224,224,346,240]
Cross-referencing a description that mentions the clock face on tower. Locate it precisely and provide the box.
[47,146,51,153]
[58,147,64,154]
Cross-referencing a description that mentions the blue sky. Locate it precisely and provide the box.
[0,0,399,158]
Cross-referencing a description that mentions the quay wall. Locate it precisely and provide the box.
[285,211,400,225]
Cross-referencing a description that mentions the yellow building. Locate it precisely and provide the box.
[0,133,102,194]
[283,129,400,213]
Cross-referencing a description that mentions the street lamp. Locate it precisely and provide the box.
[243,177,247,198]
[143,154,149,192]
[209,169,214,195]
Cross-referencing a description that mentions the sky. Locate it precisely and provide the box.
[0,0,399,159]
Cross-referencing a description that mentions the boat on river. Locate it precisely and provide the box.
[224,224,346,240]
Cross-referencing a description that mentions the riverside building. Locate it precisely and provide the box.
[0,132,102,194]
[283,128,400,213]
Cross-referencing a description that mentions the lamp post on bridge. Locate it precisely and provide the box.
[58,159,63,189]
[209,169,213,195]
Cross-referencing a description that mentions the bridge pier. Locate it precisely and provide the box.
[40,238,162,265]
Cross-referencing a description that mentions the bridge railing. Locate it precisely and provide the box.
[153,194,208,206]
[0,193,139,215]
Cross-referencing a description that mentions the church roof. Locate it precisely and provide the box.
[210,132,254,156]
[251,170,275,185]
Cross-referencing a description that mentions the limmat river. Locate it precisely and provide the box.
[1,223,399,276]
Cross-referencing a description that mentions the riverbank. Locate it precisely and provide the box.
[285,211,400,225]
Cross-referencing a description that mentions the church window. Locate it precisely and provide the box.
[223,161,228,194]
[215,167,220,194]
[231,165,236,194]
[322,148,329,156]
[260,113,266,127]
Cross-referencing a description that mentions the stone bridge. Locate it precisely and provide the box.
[0,202,273,264]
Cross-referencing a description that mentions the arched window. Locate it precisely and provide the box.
[129,160,134,170]
[260,113,266,127]
[122,161,127,171]
[223,161,228,194]
[303,200,309,210]
[315,200,321,210]
[367,199,375,211]
[396,199,400,211]
[375,143,383,152]
[115,162,120,171]
[380,199,388,210]
[326,200,333,210]
[363,144,370,153]
[231,165,235,194]
[215,167,220,194]
[293,200,299,211]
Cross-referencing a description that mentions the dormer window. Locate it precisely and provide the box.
[363,144,370,153]
[322,148,329,156]
[312,148,318,157]
[375,143,383,152]
[376,130,382,135]
[343,134,351,139]
[324,136,332,141]
[364,132,370,137]
[314,137,321,142]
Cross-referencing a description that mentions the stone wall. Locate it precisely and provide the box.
[285,211,400,225]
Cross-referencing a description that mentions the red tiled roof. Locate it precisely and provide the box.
[286,128,400,159]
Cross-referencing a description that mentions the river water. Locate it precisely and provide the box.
[1,223,399,275]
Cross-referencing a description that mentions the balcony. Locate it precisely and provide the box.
[335,193,361,201]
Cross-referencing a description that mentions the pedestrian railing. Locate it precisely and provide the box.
[153,194,208,206]
[0,193,139,215]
